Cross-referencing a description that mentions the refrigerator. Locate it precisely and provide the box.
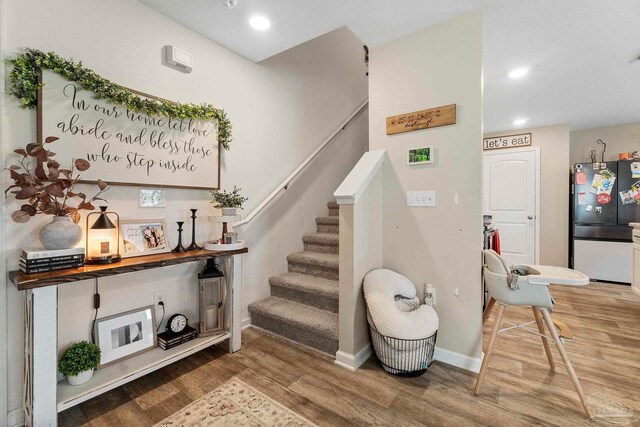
[571,161,640,283]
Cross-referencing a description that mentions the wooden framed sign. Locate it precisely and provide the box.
[483,133,532,151]
[37,70,220,189]
[386,104,456,135]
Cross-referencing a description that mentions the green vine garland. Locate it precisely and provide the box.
[8,48,232,149]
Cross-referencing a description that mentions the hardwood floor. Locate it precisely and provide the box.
[59,282,640,426]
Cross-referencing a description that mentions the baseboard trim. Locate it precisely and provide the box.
[241,317,251,329]
[8,407,23,427]
[334,344,373,371]
[434,346,482,373]
[632,287,640,297]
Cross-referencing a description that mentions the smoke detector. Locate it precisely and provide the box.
[221,0,238,9]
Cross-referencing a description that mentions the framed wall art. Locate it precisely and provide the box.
[407,146,434,165]
[94,306,156,367]
[120,219,170,258]
[38,70,220,189]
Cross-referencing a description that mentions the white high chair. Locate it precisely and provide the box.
[475,250,593,418]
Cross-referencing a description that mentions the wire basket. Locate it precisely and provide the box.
[368,323,437,377]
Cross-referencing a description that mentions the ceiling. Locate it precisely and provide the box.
[139,0,640,133]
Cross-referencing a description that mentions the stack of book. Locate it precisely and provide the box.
[157,325,198,350]
[20,247,85,274]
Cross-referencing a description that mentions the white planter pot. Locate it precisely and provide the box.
[39,216,82,250]
[67,369,94,386]
[221,207,237,216]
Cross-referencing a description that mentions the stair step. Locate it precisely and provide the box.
[327,201,339,217]
[316,216,339,225]
[248,296,338,354]
[302,232,339,254]
[269,272,338,312]
[287,251,339,281]
[316,216,339,234]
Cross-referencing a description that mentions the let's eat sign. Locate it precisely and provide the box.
[483,133,532,150]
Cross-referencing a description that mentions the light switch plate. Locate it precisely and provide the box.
[407,191,436,207]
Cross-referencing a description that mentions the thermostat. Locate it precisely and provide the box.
[165,46,193,73]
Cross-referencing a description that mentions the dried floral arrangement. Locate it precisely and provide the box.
[5,136,108,223]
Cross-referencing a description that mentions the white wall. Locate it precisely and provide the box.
[571,122,640,165]
[1,0,368,417]
[368,11,483,361]
[485,124,570,267]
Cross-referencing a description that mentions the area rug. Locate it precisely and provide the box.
[154,378,316,426]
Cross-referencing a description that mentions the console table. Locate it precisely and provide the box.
[9,248,247,427]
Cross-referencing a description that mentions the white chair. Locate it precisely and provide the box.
[475,250,593,418]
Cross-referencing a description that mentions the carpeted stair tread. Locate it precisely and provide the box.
[327,201,339,209]
[287,251,339,269]
[248,297,338,340]
[302,232,339,246]
[316,216,339,226]
[269,272,338,299]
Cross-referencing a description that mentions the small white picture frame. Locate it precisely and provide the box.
[406,146,434,165]
[120,219,170,258]
[94,306,156,368]
[139,189,166,208]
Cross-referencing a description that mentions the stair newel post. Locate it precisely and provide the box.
[186,209,203,251]
[172,221,187,253]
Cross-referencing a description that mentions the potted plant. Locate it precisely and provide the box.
[5,136,109,249]
[210,186,248,216]
[58,340,101,386]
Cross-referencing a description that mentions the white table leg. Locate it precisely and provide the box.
[26,286,58,426]
[230,254,242,353]
[218,254,242,354]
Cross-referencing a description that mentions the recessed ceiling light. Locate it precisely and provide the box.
[508,67,529,79]
[513,118,529,126]
[249,15,270,31]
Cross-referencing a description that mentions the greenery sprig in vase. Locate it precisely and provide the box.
[5,136,109,249]
[58,341,101,386]
[210,186,248,216]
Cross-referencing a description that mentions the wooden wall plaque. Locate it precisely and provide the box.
[386,104,456,135]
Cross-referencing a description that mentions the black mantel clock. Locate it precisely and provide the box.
[157,313,197,350]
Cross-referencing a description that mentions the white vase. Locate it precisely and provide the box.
[39,216,82,250]
[221,207,237,216]
[67,369,94,386]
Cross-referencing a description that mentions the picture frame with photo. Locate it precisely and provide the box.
[407,146,434,165]
[94,306,156,368]
[120,219,170,258]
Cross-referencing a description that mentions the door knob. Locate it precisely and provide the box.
[528,215,534,220]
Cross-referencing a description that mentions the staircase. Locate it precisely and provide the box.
[248,201,340,354]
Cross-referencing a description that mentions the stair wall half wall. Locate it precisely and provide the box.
[368,11,484,363]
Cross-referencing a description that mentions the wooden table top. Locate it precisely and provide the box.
[10,248,248,291]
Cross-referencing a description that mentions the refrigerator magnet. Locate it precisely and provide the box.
[576,171,587,185]
[593,163,600,169]
[595,207,602,215]
[585,205,593,212]
[596,193,611,204]
[632,162,640,178]
[577,192,587,205]
[600,163,607,169]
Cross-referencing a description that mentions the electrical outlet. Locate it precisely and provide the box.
[424,284,436,306]
[153,290,166,308]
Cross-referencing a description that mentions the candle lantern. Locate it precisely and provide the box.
[197,260,226,337]
[85,206,121,264]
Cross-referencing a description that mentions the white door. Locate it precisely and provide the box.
[483,149,538,265]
